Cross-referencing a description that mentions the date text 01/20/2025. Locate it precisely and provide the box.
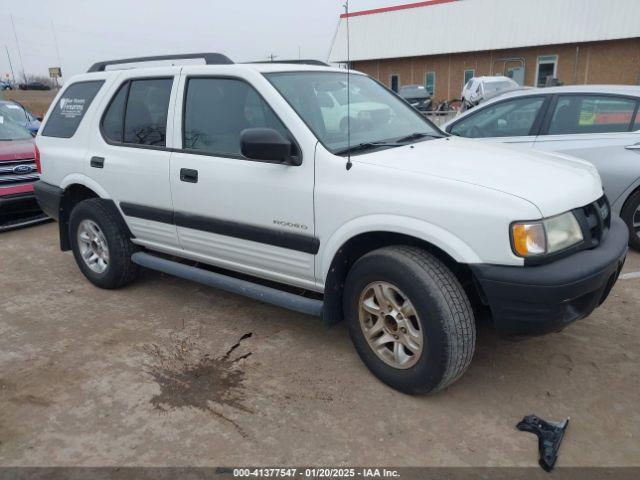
[232,468,400,478]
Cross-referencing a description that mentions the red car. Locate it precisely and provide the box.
[0,120,44,229]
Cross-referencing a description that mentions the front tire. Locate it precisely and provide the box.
[69,199,139,289]
[621,190,640,251]
[343,246,476,394]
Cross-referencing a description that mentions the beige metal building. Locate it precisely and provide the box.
[329,0,640,103]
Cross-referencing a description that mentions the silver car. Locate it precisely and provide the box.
[443,85,640,250]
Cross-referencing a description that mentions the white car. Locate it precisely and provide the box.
[317,88,391,134]
[34,54,628,394]
[461,76,520,109]
[443,85,640,251]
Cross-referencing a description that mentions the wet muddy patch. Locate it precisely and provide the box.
[144,331,253,437]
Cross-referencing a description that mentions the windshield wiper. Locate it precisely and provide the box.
[334,141,403,156]
[394,132,443,143]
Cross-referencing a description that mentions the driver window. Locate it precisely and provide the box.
[183,78,291,158]
[450,97,545,138]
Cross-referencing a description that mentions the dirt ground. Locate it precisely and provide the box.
[2,90,58,117]
[0,221,638,467]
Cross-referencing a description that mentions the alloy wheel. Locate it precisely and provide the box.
[358,281,424,369]
[77,219,110,274]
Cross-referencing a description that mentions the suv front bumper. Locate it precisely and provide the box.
[471,216,629,336]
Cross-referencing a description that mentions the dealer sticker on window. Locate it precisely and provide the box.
[59,97,86,119]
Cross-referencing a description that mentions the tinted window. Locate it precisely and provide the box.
[548,95,638,135]
[450,97,545,138]
[42,81,104,138]
[101,83,127,142]
[124,79,172,146]
[183,78,291,158]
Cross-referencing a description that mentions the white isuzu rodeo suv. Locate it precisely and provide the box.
[34,54,628,394]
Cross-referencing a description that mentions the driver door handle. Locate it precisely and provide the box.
[625,143,640,151]
[180,168,198,183]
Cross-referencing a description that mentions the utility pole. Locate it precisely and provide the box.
[266,54,278,62]
[5,45,16,85]
[10,14,26,83]
[51,20,63,88]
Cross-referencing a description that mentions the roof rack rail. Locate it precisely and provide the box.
[87,53,234,73]
[246,59,330,67]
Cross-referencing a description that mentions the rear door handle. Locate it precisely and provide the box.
[180,168,198,183]
[625,143,640,151]
[90,156,105,168]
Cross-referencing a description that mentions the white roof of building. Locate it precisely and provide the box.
[329,0,640,63]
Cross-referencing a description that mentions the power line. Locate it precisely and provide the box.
[9,14,26,82]
[51,20,62,68]
[4,45,15,83]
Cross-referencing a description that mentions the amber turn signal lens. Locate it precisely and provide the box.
[512,223,546,257]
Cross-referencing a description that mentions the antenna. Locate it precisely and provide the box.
[344,1,353,171]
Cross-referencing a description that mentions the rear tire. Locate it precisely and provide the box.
[69,199,139,289]
[621,190,640,252]
[343,246,476,394]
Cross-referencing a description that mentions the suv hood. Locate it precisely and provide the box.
[0,138,35,161]
[355,136,602,217]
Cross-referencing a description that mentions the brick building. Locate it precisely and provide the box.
[329,0,640,103]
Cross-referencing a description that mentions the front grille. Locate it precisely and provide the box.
[0,158,39,186]
[575,195,611,249]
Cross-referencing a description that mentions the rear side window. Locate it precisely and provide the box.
[42,81,104,138]
[101,84,127,142]
[450,96,545,138]
[101,78,173,147]
[548,95,638,135]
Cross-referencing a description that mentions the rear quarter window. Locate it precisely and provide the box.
[41,81,104,138]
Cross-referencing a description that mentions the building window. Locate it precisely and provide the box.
[536,55,558,87]
[425,72,435,96]
[464,69,475,87]
[390,74,399,93]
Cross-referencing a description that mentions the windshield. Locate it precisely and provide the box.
[265,72,441,154]
[0,117,33,141]
[0,102,29,124]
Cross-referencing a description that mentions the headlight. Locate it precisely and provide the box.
[511,211,583,257]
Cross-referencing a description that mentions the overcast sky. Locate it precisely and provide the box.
[0,0,395,81]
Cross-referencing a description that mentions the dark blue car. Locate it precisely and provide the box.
[0,100,41,135]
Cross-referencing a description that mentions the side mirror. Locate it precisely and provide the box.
[240,128,299,165]
[35,116,43,122]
